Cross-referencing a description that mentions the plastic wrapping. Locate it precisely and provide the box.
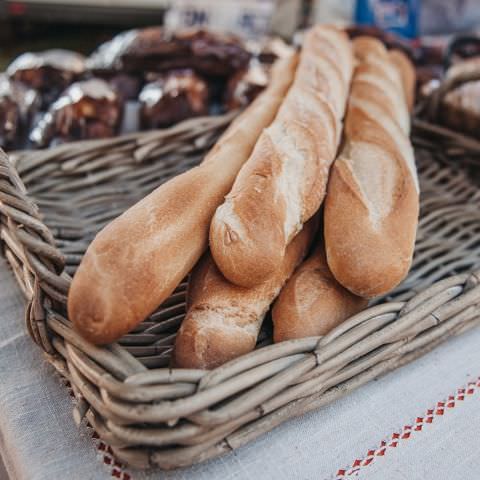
[108,73,143,102]
[87,27,251,77]
[30,78,122,147]
[7,49,86,107]
[0,75,39,149]
[139,69,209,129]
[1,29,282,149]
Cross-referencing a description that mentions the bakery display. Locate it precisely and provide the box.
[209,25,353,288]
[86,27,250,77]
[7,49,86,108]
[29,78,122,147]
[174,217,317,369]
[107,73,143,102]
[0,75,39,149]
[68,54,298,345]
[0,28,284,149]
[324,37,419,298]
[139,69,209,129]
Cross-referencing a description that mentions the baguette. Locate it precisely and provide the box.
[324,37,419,298]
[272,241,368,342]
[209,25,353,288]
[388,48,416,113]
[67,54,298,345]
[174,217,318,369]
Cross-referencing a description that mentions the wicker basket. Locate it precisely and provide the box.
[413,63,480,176]
[1,108,480,470]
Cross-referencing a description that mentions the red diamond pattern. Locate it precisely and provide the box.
[336,376,480,479]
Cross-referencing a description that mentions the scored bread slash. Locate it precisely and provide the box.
[209,25,354,289]
[324,36,419,299]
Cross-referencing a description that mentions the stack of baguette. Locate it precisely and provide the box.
[68,26,419,370]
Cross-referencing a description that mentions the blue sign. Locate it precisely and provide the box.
[355,0,419,38]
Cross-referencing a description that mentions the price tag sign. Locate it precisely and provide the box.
[165,0,276,38]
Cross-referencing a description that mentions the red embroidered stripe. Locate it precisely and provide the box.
[335,377,480,478]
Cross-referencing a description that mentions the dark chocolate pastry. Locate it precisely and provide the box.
[7,49,86,107]
[30,78,122,147]
[87,27,250,77]
[108,73,143,102]
[224,60,269,110]
[139,69,209,129]
[0,75,39,149]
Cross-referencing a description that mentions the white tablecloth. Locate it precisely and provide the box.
[0,256,479,480]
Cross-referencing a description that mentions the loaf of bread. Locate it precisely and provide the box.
[174,217,318,369]
[272,241,368,342]
[324,37,419,299]
[209,25,353,288]
[67,54,298,345]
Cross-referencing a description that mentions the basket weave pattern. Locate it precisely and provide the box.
[1,112,480,469]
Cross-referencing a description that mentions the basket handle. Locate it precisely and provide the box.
[425,67,480,122]
[443,35,480,70]
[0,148,67,354]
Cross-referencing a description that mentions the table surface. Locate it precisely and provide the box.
[1,256,479,480]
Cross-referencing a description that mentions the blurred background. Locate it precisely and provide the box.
[0,1,480,177]
[1,0,480,70]
[0,0,479,177]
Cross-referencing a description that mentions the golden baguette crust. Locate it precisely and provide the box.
[209,25,353,288]
[324,36,419,299]
[388,49,416,113]
[272,242,368,341]
[174,218,318,369]
[67,54,298,345]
